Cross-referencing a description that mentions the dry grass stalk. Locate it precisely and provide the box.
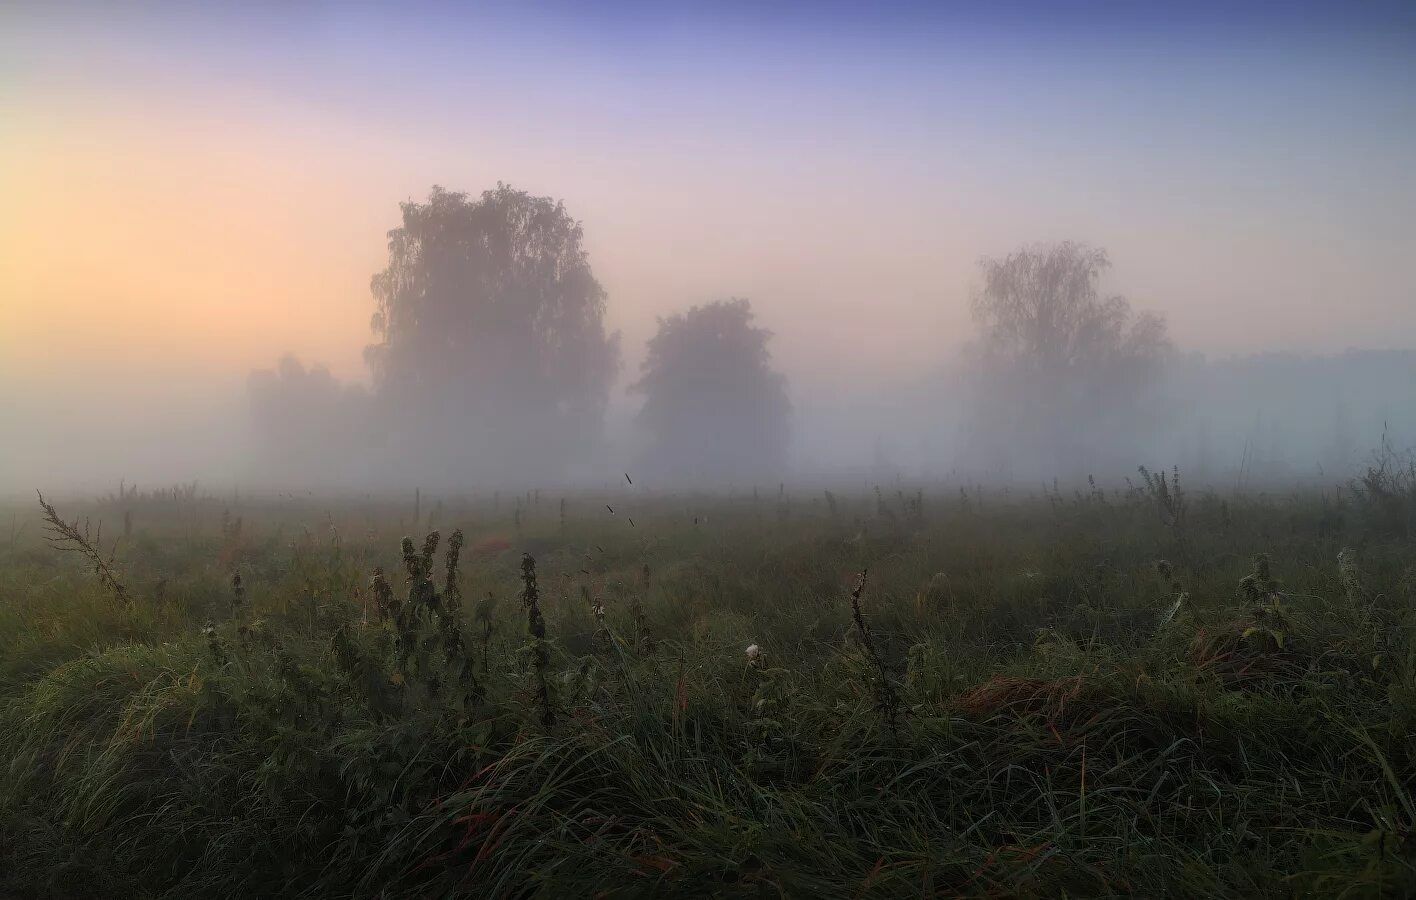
[37,490,131,606]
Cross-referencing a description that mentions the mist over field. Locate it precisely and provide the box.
[10,5,1416,898]
[6,343,1416,496]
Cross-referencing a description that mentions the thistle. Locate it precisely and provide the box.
[520,553,554,728]
[475,591,498,675]
[441,529,479,700]
[400,532,440,617]
[419,531,440,589]
[443,529,464,616]
[400,536,421,582]
[370,567,396,622]
[1238,555,1288,651]
[847,569,901,736]
[1138,465,1186,528]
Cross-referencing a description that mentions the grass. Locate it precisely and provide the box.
[1,475,1414,898]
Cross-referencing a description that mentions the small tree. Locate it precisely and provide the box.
[632,299,791,483]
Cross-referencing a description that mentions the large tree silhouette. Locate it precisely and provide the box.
[966,241,1172,477]
[632,298,791,482]
[365,185,620,480]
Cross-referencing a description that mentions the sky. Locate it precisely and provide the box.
[2,1,1415,487]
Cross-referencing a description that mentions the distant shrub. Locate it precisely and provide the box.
[1350,430,1416,539]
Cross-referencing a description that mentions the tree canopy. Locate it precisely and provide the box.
[972,242,1169,385]
[364,185,620,479]
[632,298,791,483]
[966,242,1172,476]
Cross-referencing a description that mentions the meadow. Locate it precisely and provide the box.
[2,462,1415,898]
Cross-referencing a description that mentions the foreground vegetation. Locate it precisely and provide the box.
[2,465,1415,898]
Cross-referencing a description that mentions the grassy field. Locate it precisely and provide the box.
[2,470,1415,898]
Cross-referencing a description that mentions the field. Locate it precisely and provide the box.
[2,470,1415,898]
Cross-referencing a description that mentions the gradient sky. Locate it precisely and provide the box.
[3,0,1415,400]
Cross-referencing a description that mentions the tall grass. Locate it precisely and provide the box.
[2,474,1415,897]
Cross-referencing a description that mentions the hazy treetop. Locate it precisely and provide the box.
[633,298,791,481]
[972,241,1171,386]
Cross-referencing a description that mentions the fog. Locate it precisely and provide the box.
[3,2,1415,497]
[8,340,1414,498]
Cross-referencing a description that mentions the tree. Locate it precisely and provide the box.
[247,356,370,486]
[965,242,1172,477]
[364,185,620,481]
[632,299,791,483]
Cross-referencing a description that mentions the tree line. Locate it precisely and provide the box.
[249,184,1172,485]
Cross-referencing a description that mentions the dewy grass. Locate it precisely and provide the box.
[2,474,1416,897]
